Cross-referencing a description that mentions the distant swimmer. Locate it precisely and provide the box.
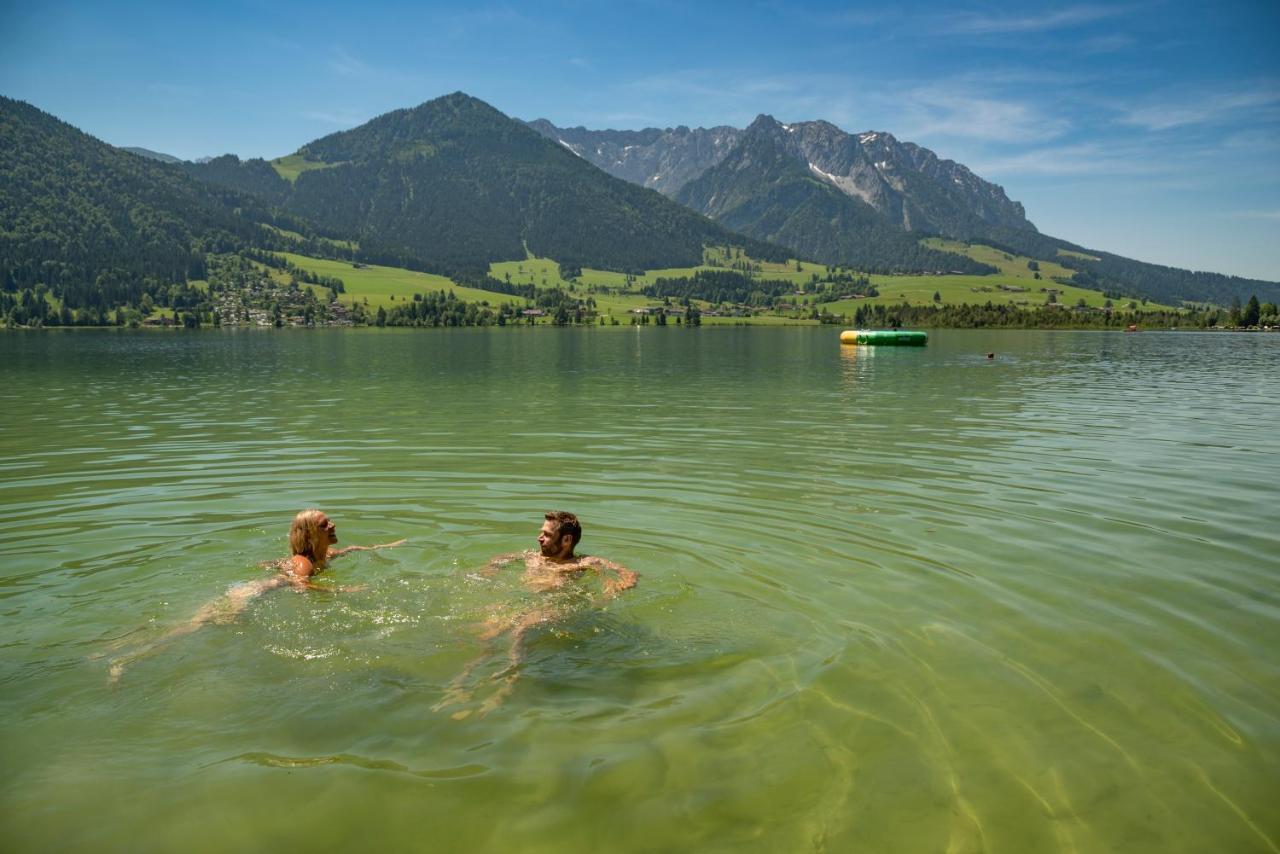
[435,511,636,718]
[107,510,404,683]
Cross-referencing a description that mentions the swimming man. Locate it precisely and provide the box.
[435,511,636,717]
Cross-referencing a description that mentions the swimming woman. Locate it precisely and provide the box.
[107,510,404,683]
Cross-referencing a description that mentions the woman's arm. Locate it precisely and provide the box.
[328,539,407,559]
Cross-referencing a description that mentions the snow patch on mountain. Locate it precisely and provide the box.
[808,161,876,206]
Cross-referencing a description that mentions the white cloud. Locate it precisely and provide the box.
[1080,34,1136,53]
[937,4,1130,35]
[970,142,1173,177]
[329,48,370,78]
[147,82,199,98]
[1224,210,1280,221]
[754,2,892,28]
[1117,84,1280,131]
[895,84,1071,144]
[437,5,534,38]
[301,109,366,126]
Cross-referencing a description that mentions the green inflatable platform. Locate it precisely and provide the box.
[839,330,929,346]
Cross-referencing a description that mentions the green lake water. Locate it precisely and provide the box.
[1,327,1277,852]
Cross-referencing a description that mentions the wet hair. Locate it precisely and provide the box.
[544,511,582,548]
[289,509,330,565]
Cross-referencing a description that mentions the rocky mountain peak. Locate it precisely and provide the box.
[525,111,1034,237]
[524,118,743,196]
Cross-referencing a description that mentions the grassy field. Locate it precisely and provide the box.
[275,239,1175,324]
[814,238,1175,313]
[270,154,343,183]
[277,254,518,308]
[489,257,569,288]
[261,224,358,252]
[922,238,1077,280]
[1057,248,1101,262]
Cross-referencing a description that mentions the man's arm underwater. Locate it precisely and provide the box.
[479,551,528,577]
[586,557,638,598]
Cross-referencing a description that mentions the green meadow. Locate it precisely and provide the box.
[1057,248,1101,262]
[817,238,1175,315]
[261,224,358,253]
[274,254,516,308]
[270,154,343,183]
[274,238,1175,323]
[922,238,1077,280]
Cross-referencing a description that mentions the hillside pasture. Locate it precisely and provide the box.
[262,224,357,252]
[278,242,1177,325]
[270,154,344,183]
[922,238,1076,280]
[278,253,523,309]
[490,257,569,288]
[823,273,1164,315]
[1057,248,1101,262]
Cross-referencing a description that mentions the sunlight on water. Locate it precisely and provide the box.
[1,328,1277,852]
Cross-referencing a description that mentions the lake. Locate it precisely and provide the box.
[1,327,1277,852]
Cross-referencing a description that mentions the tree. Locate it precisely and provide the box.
[375,305,387,327]
[1242,294,1261,327]
[932,290,941,303]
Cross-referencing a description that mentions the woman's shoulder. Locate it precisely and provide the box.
[284,553,317,577]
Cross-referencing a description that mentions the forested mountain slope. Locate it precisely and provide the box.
[0,96,267,308]
[188,93,788,275]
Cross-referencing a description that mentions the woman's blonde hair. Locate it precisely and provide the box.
[289,509,329,565]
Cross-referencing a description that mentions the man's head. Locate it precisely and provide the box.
[538,511,581,560]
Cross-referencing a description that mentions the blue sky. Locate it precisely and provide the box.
[2,0,1278,280]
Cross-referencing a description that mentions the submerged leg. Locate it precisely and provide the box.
[106,582,268,684]
[477,608,556,717]
[437,606,557,718]
[107,620,203,684]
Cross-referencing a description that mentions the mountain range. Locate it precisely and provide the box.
[2,91,1277,312]
[530,116,1031,235]
[528,115,1277,305]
